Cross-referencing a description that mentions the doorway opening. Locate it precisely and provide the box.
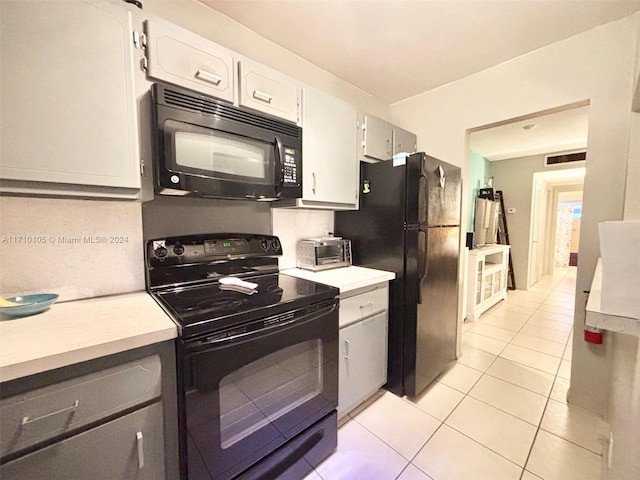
[468,101,590,291]
[555,192,583,267]
[529,169,585,287]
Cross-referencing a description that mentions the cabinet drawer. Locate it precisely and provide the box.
[238,60,300,123]
[1,355,161,457]
[0,403,165,480]
[145,19,234,103]
[339,286,388,328]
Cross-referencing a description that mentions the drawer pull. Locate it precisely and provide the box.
[360,302,374,314]
[136,431,145,469]
[252,90,273,104]
[195,69,223,86]
[21,400,79,427]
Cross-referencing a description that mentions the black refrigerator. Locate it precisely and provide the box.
[335,152,461,398]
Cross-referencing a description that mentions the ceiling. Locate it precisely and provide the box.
[469,105,590,161]
[200,0,640,104]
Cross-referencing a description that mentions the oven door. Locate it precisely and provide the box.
[181,299,338,480]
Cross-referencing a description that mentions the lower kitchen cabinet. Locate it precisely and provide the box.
[0,342,178,480]
[1,403,165,480]
[338,310,388,418]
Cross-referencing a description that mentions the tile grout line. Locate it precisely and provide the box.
[462,268,577,480]
[325,268,578,480]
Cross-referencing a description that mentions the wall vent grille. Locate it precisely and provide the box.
[545,151,586,166]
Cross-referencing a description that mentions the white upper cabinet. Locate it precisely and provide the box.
[294,87,358,208]
[362,115,394,161]
[361,114,418,161]
[144,19,235,103]
[238,60,300,124]
[393,126,417,155]
[0,0,142,197]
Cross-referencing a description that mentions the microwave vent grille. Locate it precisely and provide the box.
[163,88,301,139]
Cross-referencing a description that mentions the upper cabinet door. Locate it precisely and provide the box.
[0,0,141,191]
[363,115,394,161]
[144,19,234,103]
[238,60,300,124]
[302,88,358,205]
[393,127,417,155]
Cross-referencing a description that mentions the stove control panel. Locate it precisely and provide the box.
[146,234,283,266]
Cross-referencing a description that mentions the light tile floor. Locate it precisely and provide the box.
[307,267,609,480]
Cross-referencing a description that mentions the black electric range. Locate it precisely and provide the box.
[145,233,339,480]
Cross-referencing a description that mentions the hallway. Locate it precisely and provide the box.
[307,267,608,480]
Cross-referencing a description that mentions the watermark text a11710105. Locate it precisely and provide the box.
[1,234,130,245]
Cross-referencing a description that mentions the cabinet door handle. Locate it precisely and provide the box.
[360,302,374,315]
[344,339,350,360]
[252,90,273,104]
[136,431,145,469]
[312,172,317,194]
[21,400,79,426]
[386,139,391,156]
[195,69,223,86]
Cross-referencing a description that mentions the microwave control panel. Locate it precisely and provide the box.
[283,148,300,185]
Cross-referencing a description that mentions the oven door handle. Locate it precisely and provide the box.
[274,136,284,198]
[186,301,338,353]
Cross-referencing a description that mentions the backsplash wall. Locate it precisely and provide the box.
[0,196,144,302]
[142,196,271,240]
[0,195,336,302]
[272,209,334,269]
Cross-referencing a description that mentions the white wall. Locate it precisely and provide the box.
[601,28,640,480]
[390,13,640,415]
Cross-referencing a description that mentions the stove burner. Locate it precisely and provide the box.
[195,298,245,312]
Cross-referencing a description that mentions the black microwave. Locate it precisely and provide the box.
[151,83,302,201]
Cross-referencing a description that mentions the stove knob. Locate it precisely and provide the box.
[271,239,280,251]
[173,244,185,256]
[260,239,269,251]
[154,246,168,258]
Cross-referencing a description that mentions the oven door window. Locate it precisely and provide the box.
[219,339,322,449]
[165,119,275,184]
[183,302,338,480]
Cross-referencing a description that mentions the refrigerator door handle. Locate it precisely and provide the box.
[418,173,428,226]
[418,229,429,304]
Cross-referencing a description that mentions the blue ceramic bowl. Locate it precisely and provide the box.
[0,293,59,318]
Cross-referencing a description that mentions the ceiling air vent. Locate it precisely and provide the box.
[545,151,586,166]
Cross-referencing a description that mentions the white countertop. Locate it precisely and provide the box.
[0,292,177,382]
[586,258,640,336]
[281,266,395,293]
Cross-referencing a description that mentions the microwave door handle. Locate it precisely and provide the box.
[274,136,284,197]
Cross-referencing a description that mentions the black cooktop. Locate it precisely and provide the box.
[155,273,337,338]
[146,233,340,339]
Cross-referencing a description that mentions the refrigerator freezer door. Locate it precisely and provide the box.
[408,225,460,397]
[419,155,462,227]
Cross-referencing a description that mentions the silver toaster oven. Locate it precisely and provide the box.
[297,237,352,271]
